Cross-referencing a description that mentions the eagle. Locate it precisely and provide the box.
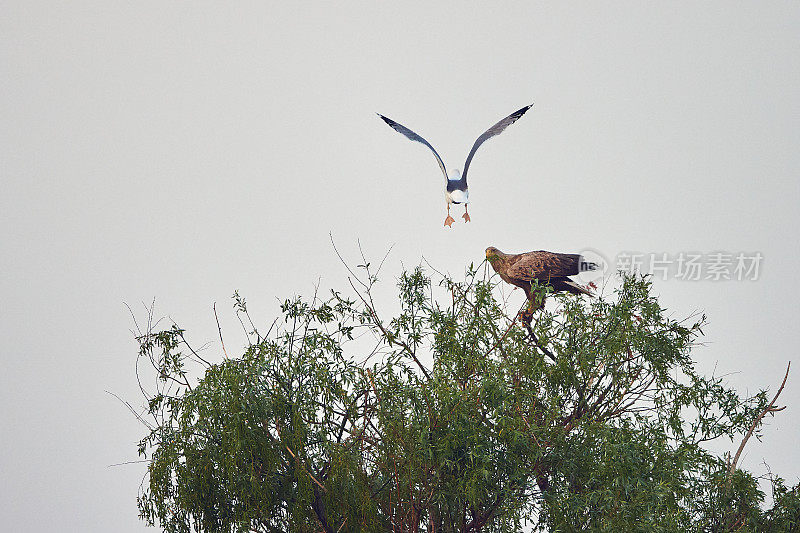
[378,105,532,227]
[485,247,597,318]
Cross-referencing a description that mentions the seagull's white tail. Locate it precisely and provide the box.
[447,189,469,204]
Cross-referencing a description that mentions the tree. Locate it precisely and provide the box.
[132,259,797,532]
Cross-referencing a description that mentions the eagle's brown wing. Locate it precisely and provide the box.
[507,251,581,282]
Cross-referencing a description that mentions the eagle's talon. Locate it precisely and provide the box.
[444,215,455,228]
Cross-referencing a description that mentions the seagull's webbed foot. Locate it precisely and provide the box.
[462,210,471,223]
[444,215,455,228]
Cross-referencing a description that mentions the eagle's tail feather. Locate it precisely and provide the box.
[559,279,594,297]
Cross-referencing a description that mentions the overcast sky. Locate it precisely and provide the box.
[2,2,799,531]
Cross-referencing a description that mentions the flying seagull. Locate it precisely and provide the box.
[485,247,597,320]
[378,105,532,227]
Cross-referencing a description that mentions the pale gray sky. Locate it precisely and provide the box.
[2,2,798,531]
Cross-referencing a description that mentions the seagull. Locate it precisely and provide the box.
[485,247,597,321]
[378,104,532,227]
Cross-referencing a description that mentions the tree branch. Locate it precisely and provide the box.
[348,277,431,380]
[523,322,556,362]
[725,361,790,489]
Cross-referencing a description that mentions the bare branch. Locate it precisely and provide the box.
[726,361,791,489]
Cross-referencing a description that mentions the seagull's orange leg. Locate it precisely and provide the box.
[462,204,471,223]
[444,204,455,227]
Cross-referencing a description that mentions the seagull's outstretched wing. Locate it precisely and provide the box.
[378,114,448,182]
[461,104,532,184]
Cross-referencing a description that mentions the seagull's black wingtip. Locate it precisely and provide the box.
[513,104,533,117]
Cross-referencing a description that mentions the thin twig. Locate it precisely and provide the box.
[330,233,369,291]
[213,302,228,359]
[107,459,151,468]
[105,390,153,430]
[486,314,519,357]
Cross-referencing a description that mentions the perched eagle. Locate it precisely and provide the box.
[378,105,532,227]
[485,247,597,317]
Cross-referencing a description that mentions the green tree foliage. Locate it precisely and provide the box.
[134,262,798,532]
